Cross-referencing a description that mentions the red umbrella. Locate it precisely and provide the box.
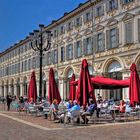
[69,74,76,101]
[76,59,96,106]
[129,63,140,106]
[48,68,61,104]
[28,71,37,103]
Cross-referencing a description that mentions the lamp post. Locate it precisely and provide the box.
[29,24,52,99]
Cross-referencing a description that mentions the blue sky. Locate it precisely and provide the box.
[0,0,87,52]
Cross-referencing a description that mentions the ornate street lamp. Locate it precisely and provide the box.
[29,24,52,99]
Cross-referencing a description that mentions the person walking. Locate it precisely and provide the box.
[6,95,12,111]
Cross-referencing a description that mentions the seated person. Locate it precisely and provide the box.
[119,100,126,113]
[67,99,74,111]
[81,100,96,124]
[67,100,80,123]
[50,99,59,120]
[125,104,132,113]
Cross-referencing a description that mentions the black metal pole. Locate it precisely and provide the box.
[39,31,43,99]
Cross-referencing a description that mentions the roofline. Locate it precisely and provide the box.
[1,0,102,56]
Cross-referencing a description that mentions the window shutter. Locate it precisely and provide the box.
[63,47,65,61]
[83,39,86,55]
[102,33,105,51]
[116,28,119,47]
[125,22,133,44]
[90,37,93,54]
[83,14,86,23]
[80,40,82,56]
[95,8,98,17]
[93,35,97,52]
[106,1,110,12]
[80,17,82,26]
[71,44,73,59]
[106,30,110,49]
[74,42,77,58]
[138,19,140,42]
[115,0,118,9]
[101,5,104,16]
[50,51,53,64]
[66,45,68,60]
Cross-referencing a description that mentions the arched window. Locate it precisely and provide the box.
[107,61,122,72]
[105,60,122,101]
[88,66,94,76]
[67,69,73,79]
[66,68,74,99]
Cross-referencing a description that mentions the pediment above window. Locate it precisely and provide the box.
[106,18,118,26]
[83,29,92,35]
[95,25,104,31]
[58,40,65,46]
[122,13,134,21]
[66,37,73,43]
[75,34,82,40]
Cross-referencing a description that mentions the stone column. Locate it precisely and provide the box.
[20,83,24,96]
[0,86,2,97]
[122,72,130,101]
[14,84,17,96]
[58,79,63,100]
[4,85,7,97]
[8,85,12,95]
[63,78,67,100]
[36,81,39,97]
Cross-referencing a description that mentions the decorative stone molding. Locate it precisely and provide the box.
[83,29,92,35]
[94,62,103,70]
[74,66,80,74]
[95,24,104,32]
[95,16,103,23]
[122,13,134,21]
[106,18,118,26]
[66,37,73,43]
[107,10,117,17]
[123,55,134,66]
[122,2,134,10]
[75,34,82,40]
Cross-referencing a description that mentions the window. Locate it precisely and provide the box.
[106,28,119,49]
[75,41,82,58]
[110,28,117,48]
[53,50,58,64]
[61,47,65,62]
[60,26,65,34]
[84,12,92,22]
[67,22,73,31]
[66,44,73,60]
[97,33,105,52]
[121,0,133,4]
[32,57,36,69]
[107,0,118,12]
[54,30,57,38]
[36,56,40,68]
[95,5,104,17]
[75,17,82,27]
[28,59,31,70]
[83,37,92,55]
[138,19,140,43]
[124,21,133,44]
[47,52,51,65]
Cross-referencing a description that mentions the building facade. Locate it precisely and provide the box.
[0,0,140,101]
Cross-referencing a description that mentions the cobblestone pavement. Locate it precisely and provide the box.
[0,113,140,140]
[1,103,140,140]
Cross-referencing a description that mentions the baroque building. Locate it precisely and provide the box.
[0,0,140,101]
